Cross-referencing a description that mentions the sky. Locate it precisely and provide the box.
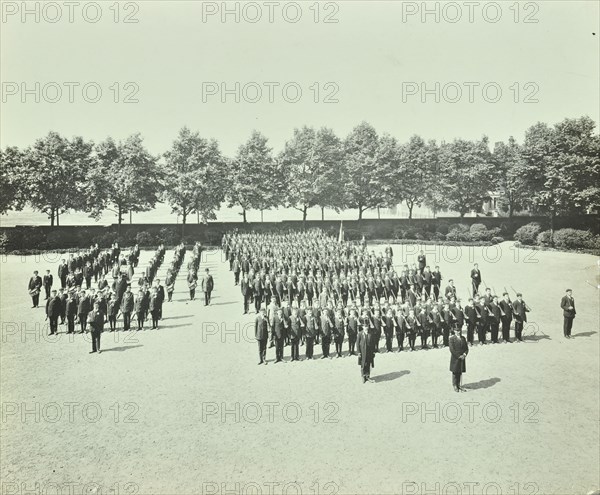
[1,0,599,225]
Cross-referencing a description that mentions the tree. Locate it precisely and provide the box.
[421,140,443,217]
[228,131,280,222]
[436,137,495,217]
[492,137,527,218]
[343,122,390,220]
[280,126,344,221]
[162,127,227,235]
[0,147,27,215]
[21,132,93,226]
[88,134,162,228]
[393,135,433,220]
[519,116,600,238]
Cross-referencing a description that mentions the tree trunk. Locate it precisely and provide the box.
[56,210,60,227]
[321,207,325,221]
[407,201,414,221]
[508,201,514,219]
[377,206,381,220]
[182,210,187,238]
[549,211,555,246]
[302,206,307,222]
[197,211,200,224]
[242,209,247,223]
[358,207,363,221]
[260,210,264,222]
[129,211,132,224]
[50,210,55,227]
[118,205,123,225]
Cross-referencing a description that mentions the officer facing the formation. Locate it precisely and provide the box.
[560,289,576,338]
[471,263,482,294]
[449,326,468,392]
[201,268,214,306]
[357,323,374,383]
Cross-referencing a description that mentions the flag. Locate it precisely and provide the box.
[338,221,344,243]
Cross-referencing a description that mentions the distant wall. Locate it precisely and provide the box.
[1,215,598,250]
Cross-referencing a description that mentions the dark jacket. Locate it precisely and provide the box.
[560,296,576,318]
[449,334,468,373]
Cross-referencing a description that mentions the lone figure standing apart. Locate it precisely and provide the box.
[449,326,469,392]
[357,323,375,383]
[88,301,105,354]
[202,268,214,306]
[560,289,576,338]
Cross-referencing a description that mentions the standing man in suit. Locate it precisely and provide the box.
[499,292,513,343]
[357,323,374,383]
[43,270,53,300]
[489,295,502,344]
[464,298,478,346]
[134,289,146,330]
[28,271,43,308]
[58,259,69,289]
[289,308,302,361]
[272,308,288,363]
[45,290,61,335]
[417,250,426,274]
[232,258,241,285]
[253,275,263,313]
[347,309,358,355]
[512,293,530,342]
[255,307,269,364]
[449,326,469,392]
[77,290,91,333]
[202,268,214,306]
[88,301,105,354]
[560,289,576,338]
[121,285,134,331]
[320,307,333,359]
[305,308,317,360]
[65,291,78,334]
[470,263,482,295]
[155,279,165,320]
[241,274,251,314]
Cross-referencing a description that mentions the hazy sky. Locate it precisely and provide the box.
[2,0,598,156]
[1,1,599,225]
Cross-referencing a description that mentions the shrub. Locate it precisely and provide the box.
[448,223,469,234]
[446,224,470,242]
[553,228,593,250]
[514,222,542,245]
[585,235,600,251]
[430,231,446,241]
[135,230,157,246]
[536,230,553,247]
[468,223,500,242]
[491,236,504,244]
[0,232,8,254]
[436,221,450,235]
[92,231,116,249]
[20,227,48,250]
[344,229,369,241]
[158,227,180,245]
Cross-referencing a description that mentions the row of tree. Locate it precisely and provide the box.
[1,116,598,233]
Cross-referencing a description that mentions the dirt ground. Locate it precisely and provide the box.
[1,242,598,495]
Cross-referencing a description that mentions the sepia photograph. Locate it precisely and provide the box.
[1,1,599,494]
